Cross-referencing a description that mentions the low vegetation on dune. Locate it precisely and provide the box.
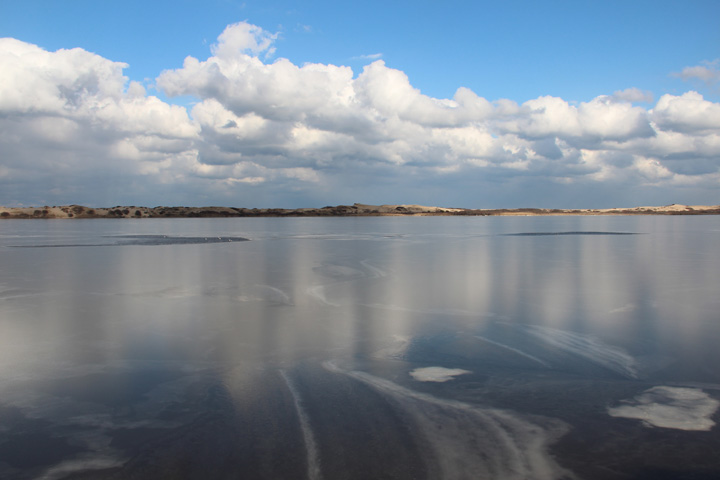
[1,203,719,219]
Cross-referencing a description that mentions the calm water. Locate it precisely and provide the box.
[1,216,719,479]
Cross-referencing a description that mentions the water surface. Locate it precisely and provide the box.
[1,216,719,479]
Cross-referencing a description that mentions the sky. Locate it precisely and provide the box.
[1,0,719,209]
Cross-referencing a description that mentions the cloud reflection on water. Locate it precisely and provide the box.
[1,217,720,478]
[409,367,472,382]
[608,386,720,431]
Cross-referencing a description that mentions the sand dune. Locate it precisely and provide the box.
[1,203,719,218]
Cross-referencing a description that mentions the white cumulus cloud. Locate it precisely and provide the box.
[0,37,198,205]
[652,91,720,133]
[1,21,720,208]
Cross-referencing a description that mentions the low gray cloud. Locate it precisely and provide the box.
[1,22,719,208]
[672,59,720,87]
[612,88,654,104]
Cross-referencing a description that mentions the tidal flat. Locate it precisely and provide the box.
[1,216,719,479]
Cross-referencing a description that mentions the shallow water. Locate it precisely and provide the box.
[1,216,719,479]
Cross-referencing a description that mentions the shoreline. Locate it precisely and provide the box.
[1,203,719,219]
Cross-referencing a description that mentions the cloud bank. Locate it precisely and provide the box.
[1,21,719,207]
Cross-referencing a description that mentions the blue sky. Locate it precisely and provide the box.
[1,0,719,208]
[4,0,718,102]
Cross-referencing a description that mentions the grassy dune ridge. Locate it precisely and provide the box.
[1,203,719,219]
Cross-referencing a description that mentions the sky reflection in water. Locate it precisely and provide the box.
[0,216,719,479]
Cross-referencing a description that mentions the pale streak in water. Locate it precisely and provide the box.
[473,335,551,368]
[360,303,493,317]
[280,370,323,480]
[372,335,411,360]
[522,325,639,378]
[37,455,125,480]
[306,285,338,307]
[359,259,388,278]
[239,285,293,305]
[323,362,574,480]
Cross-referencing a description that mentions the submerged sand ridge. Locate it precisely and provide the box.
[1,203,719,219]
